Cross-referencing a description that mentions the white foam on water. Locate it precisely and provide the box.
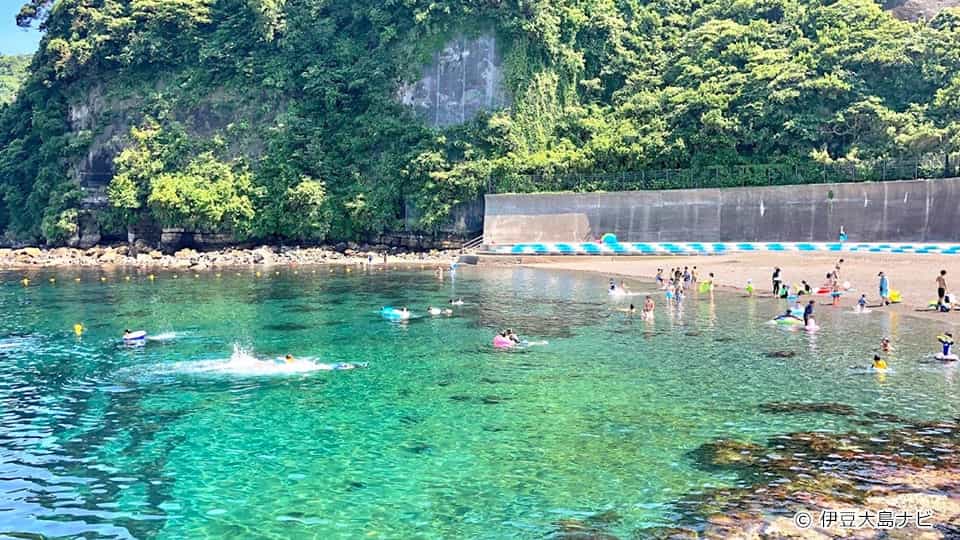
[146,332,180,342]
[139,345,346,379]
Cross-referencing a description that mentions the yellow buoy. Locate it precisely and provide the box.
[49,277,56,283]
[74,277,81,282]
[20,278,30,286]
[194,274,200,278]
[100,277,107,282]
[346,268,352,273]
[275,271,280,276]
[73,323,84,336]
[256,271,262,277]
[216,273,222,278]
[173,275,179,279]
[125,276,131,281]
[148,274,156,281]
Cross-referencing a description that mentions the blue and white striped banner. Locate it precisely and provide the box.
[488,242,960,256]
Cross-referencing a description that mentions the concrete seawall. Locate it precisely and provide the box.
[483,178,960,244]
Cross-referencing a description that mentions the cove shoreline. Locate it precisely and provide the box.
[0,245,462,271]
[504,252,960,328]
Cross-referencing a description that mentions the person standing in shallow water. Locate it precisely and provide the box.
[772,267,782,297]
[937,270,948,311]
[878,272,890,306]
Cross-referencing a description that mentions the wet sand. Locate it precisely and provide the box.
[521,252,960,326]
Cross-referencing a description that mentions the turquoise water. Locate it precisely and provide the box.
[1,266,959,539]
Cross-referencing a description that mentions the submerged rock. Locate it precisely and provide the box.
[692,439,765,469]
[759,402,856,416]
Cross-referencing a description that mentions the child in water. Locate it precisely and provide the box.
[881,337,892,353]
[857,294,868,313]
[872,354,887,370]
[938,332,954,356]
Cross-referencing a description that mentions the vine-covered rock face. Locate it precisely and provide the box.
[4,1,960,245]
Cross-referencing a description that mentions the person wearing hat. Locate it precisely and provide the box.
[878,272,890,306]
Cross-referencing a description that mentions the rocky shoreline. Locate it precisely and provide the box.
[0,244,463,270]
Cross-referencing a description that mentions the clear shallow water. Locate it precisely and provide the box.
[1,266,959,539]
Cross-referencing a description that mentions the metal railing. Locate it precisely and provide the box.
[461,234,485,251]
[492,153,958,194]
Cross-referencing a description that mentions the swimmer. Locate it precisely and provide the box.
[449,298,465,306]
[881,337,892,353]
[284,354,295,364]
[506,329,521,344]
[428,306,443,316]
[872,354,887,370]
[774,308,803,322]
[618,303,637,314]
[800,280,812,296]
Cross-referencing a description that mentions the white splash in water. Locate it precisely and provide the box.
[146,332,180,342]
[132,344,361,379]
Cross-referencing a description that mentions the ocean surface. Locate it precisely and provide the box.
[1,266,958,538]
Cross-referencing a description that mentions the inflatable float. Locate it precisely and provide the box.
[934,353,959,362]
[771,317,804,326]
[123,331,147,342]
[493,335,515,349]
[380,307,411,321]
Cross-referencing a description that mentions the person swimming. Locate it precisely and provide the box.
[881,337,892,353]
[872,354,887,370]
[284,354,295,364]
[775,308,802,322]
[449,298,465,306]
[507,329,521,344]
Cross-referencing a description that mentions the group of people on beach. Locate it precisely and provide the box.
[771,258,957,366]
[610,255,957,368]
[654,266,714,304]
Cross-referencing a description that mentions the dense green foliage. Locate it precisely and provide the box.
[2,0,960,245]
[0,55,30,105]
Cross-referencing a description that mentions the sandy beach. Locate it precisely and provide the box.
[521,252,960,326]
